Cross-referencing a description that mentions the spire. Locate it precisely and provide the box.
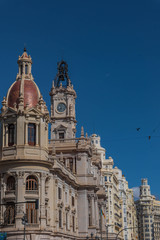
[81,126,84,138]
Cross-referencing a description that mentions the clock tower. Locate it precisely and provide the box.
[50,61,77,139]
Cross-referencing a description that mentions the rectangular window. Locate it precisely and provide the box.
[28,123,36,146]
[72,196,75,206]
[59,132,64,139]
[58,187,62,200]
[104,176,107,181]
[8,124,15,146]
[26,202,37,224]
[66,212,69,230]
[65,192,68,203]
[59,210,62,228]
[72,215,75,232]
[25,64,28,74]
[4,203,15,225]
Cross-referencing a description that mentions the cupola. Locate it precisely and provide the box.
[0,49,49,166]
[6,48,40,110]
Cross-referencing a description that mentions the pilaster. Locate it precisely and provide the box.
[40,172,46,229]
[15,171,25,229]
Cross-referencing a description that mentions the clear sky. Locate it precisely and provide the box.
[0,0,160,198]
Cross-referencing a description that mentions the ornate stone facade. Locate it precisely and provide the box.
[136,179,160,240]
[0,50,106,240]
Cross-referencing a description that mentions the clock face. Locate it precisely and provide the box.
[57,102,66,112]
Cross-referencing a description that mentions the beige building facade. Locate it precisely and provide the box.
[93,134,138,240]
[136,179,160,240]
[0,50,106,240]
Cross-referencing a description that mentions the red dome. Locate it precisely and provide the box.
[8,80,39,108]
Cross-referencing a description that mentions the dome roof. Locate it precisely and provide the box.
[7,80,39,108]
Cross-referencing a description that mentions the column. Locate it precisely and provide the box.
[0,174,4,223]
[95,196,99,227]
[36,123,39,146]
[91,194,95,226]
[66,97,69,116]
[2,123,4,147]
[15,171,25,229]
[25,122,28,145]
[22,62,25,75]
[40,172,46,229]
[77,190,88,235]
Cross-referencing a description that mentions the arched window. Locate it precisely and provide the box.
[21,64,23,75]
[7,176,15,191]
[8,124,15,146]
[26,175,38,191]
[28,123,36,146]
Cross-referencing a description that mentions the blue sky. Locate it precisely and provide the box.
[0,0,160,197]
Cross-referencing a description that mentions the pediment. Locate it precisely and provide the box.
[54,124,67,130]
[25,107,42,116]
[1,107,17,117]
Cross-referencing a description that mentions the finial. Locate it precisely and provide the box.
[52,80,55,89]
[81,126,84,137]
[24,47,27,52]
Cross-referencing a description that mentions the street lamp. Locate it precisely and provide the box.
[22,213,28,240]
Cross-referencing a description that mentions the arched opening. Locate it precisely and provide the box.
[26,175,38,191]
[25,64,28,74]
[20,64,23,75]
[7,176,15,191]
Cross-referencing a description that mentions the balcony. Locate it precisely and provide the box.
[25,190,39,195]
[4,190,16,200]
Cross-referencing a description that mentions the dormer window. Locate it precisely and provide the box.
[8,124,15,146]
[28,123,36,146]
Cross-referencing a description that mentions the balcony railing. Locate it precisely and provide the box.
[25,190,39,195]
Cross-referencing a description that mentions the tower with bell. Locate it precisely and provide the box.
[50,61,77,140]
